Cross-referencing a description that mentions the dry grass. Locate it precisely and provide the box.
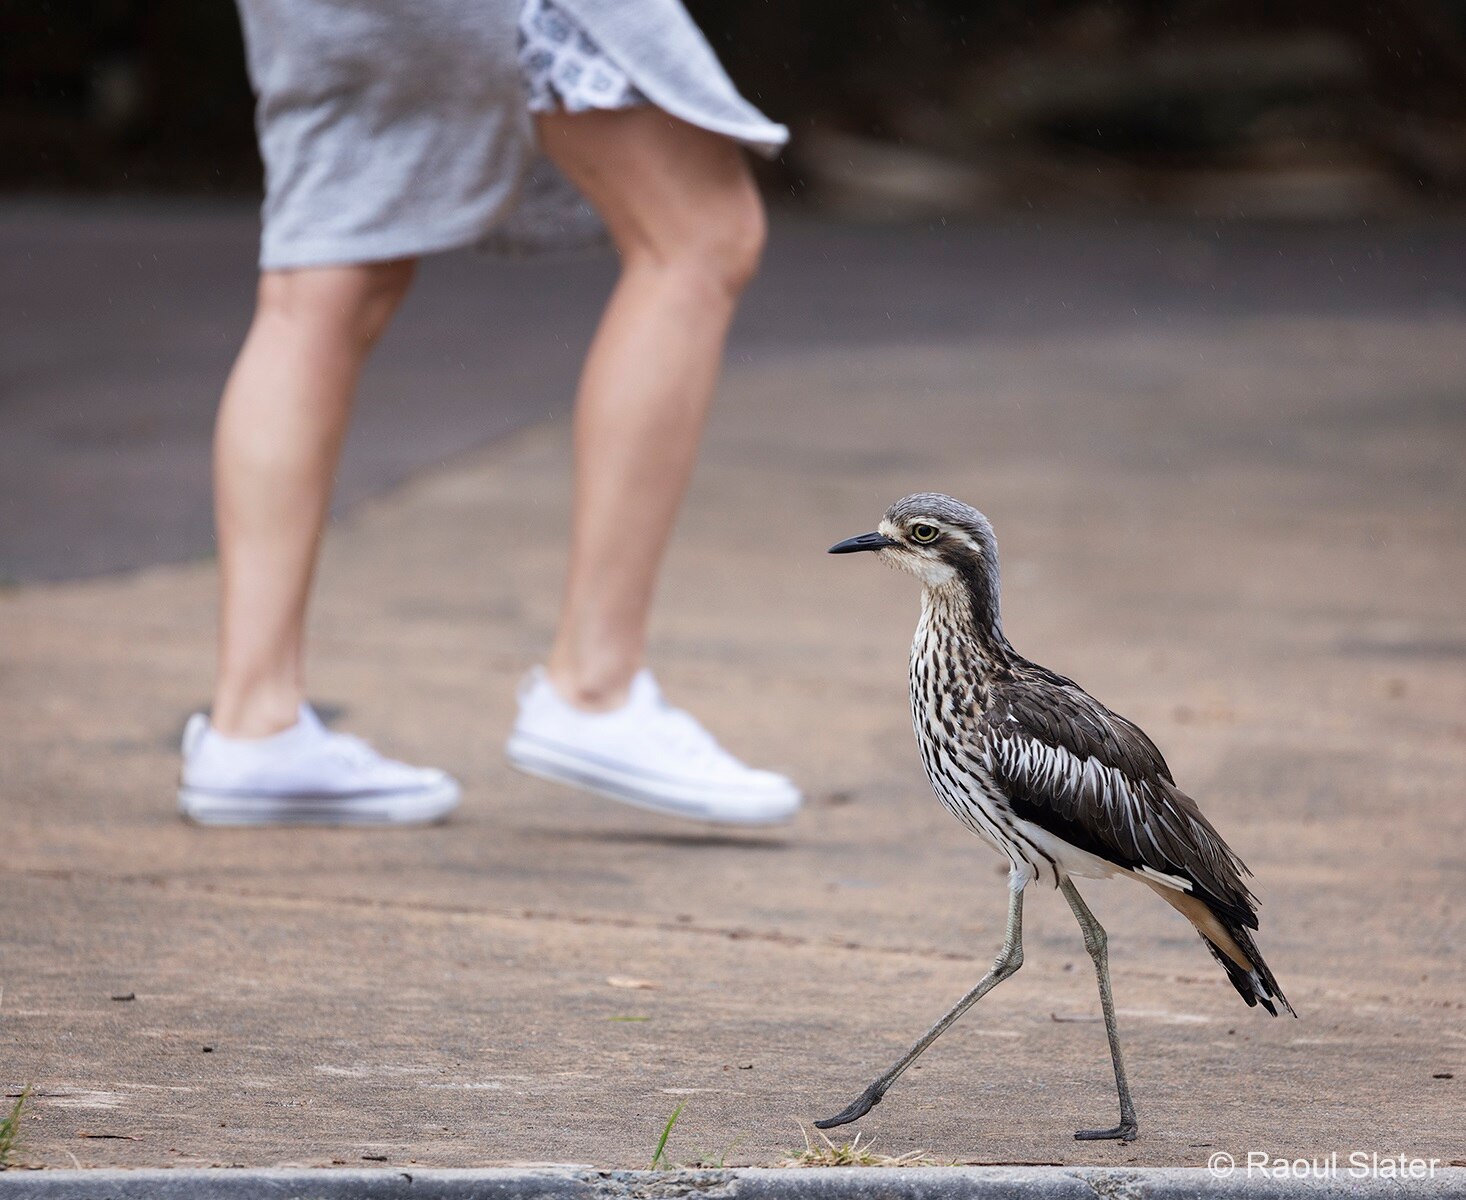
[779,1125,937,1168]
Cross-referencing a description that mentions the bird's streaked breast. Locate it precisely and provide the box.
[910,596,1037,875]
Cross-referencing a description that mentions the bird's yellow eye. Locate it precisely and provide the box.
[910,523,940,544]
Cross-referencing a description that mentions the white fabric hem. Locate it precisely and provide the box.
[258,212,517,269]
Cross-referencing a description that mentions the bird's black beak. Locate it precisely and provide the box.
[828,531,897,555]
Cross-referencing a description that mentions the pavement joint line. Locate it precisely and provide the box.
[10,867,1340,1005]
[12,867,1349,1011]
[1,1167,1464,1199]
[12,866,993,965]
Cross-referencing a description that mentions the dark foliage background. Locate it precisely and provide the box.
[7,0,1466,212]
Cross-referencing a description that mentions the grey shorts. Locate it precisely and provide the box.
[235,0,788,269]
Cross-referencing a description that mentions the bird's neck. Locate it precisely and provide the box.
[921,569,1014,673]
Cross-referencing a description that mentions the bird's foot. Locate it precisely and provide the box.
[1075,1121,1138,1143]
[814,1084,884,1130]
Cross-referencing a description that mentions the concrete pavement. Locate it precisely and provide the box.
[2,211,1464,1174]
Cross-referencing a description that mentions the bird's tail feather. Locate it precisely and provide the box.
[1148,883,1295,1017]
[1202,921,1294,1017]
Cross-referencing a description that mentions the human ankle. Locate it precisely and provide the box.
[543,662,634,713]
[210,685,302,739]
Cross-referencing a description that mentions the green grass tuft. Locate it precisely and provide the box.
[648,1101,686,1170]
[0,1087,32,1169]
[682,1134,743,1170]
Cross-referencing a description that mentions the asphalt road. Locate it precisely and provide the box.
[5,202,1466,580]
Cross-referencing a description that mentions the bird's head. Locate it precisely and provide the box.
[828,493,999,590]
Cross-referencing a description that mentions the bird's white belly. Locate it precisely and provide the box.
[928,762,1123,885]
[915,708,1123,887]
[1010,817,1124,883]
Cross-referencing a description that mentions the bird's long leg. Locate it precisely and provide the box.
[815,882,1025,1130]
[1059,878,1138,1142]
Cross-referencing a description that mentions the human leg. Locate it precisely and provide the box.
[212,260,415,737]
[535,107,766,711]
[505,107,798,825]
[181,257,457,827]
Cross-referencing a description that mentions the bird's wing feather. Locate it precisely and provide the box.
[981,665,1258,927]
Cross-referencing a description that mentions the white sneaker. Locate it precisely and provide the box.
[178,704,460,826]
[506,668,802,826]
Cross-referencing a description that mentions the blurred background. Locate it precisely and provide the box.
[4,0,1466,582]
[10,0,1466,213]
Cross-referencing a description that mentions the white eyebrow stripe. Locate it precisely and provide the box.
[946,529,983,555]
[881,518,984,556]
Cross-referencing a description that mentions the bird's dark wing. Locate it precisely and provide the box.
[981,664,1258,927]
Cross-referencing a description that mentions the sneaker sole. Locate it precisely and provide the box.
[505,735,800,826]
[177,779,460,827]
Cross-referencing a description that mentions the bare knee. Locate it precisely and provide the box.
[255,258,416,350]
[696,178,767,296]
[625,175,767,302]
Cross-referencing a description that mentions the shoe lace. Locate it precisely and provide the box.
[656,704,740,768]
[324,732,386,770]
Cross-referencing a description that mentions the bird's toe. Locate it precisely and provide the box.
[1074,1123,1138,1143]
[813,1087,883,1130]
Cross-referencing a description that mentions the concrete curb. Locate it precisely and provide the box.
[1,1168,1462,1199]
